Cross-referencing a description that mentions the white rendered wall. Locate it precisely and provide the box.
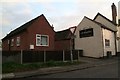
[75,17,103,58]
[102,28,116,56]
[117,26,120,52]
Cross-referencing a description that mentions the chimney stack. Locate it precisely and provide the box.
[111,3,117,24]
[51,24,54,30]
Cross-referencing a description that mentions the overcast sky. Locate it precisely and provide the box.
[0,0,120,40]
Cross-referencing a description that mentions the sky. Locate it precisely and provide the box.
[0,0,120,40]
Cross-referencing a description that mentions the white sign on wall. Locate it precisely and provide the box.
[30,45,34,50]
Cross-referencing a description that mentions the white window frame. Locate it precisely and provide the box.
[11,39,14,46]
[16,37,20,46]
[36,34,49,47]
[36,34,41,46]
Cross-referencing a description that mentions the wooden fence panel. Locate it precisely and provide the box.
[72,50,78,60]
[64,50,71,61]
[23,51,44,63]
[2,51,21,63]
[46,51,63,61]
[2,50,83,63]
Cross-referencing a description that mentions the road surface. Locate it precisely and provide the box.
[29,62,118,78]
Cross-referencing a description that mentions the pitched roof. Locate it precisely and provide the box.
[2,14,52,40]
[94,21,116,32]
[55,29,73,41]
[94,12,117,26]
[84,16,116,32]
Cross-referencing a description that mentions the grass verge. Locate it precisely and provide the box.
[2,60,82,73]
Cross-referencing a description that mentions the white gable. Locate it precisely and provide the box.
[75,16,116,58]
[75,16,104,58]
[94,14,117,32]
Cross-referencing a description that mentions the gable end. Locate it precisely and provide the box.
[94,13,117,26]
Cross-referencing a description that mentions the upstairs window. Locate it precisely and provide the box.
[16,37,20,46]
[41,35,48,46]
[8,40,10,44]
[105,39,110,47]
[36,34,41,46]
[11,39,14,46]
[36,34,49,46]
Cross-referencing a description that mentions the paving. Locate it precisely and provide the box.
[2,56,118,79]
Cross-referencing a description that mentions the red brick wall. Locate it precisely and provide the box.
[2,15,55,51]
[2,40,9,51]
[2,31,28,51]
[55,40,71,50]
[27,15,55,51]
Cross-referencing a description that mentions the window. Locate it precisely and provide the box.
[11,39,14,46]
[36,34,49,46]
[36,34,41,46]
[8,40,10,44]
[41,35,48,46]
[16,37,20,46]
[105,39,110,47]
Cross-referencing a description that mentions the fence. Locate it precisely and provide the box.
[2,51,21,63]
[2,50,83,64]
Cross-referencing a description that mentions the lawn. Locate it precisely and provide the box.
[2,60,82,73]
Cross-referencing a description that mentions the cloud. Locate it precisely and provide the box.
[1,0,30,3]
[0,23,1,39]
[2,2,32,24]
[48,14,83,31]
[1,2,33,39]
[1,0,74,3]
[118,1,120,19]
[1,0,119,40]
[38,2,81,31]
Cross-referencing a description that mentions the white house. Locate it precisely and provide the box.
[74,13,117,58]
[116,20,120,52]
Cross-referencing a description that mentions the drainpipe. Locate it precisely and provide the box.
[73,38,75,50]
[101,28,105,58]
[114,32,117,55]
[71,34,75,50]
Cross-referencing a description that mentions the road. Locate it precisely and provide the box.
[28,62,118,78]
[3,57,119,80]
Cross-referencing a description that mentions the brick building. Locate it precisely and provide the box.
[2,14,55,51]
[55,27,76,50]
